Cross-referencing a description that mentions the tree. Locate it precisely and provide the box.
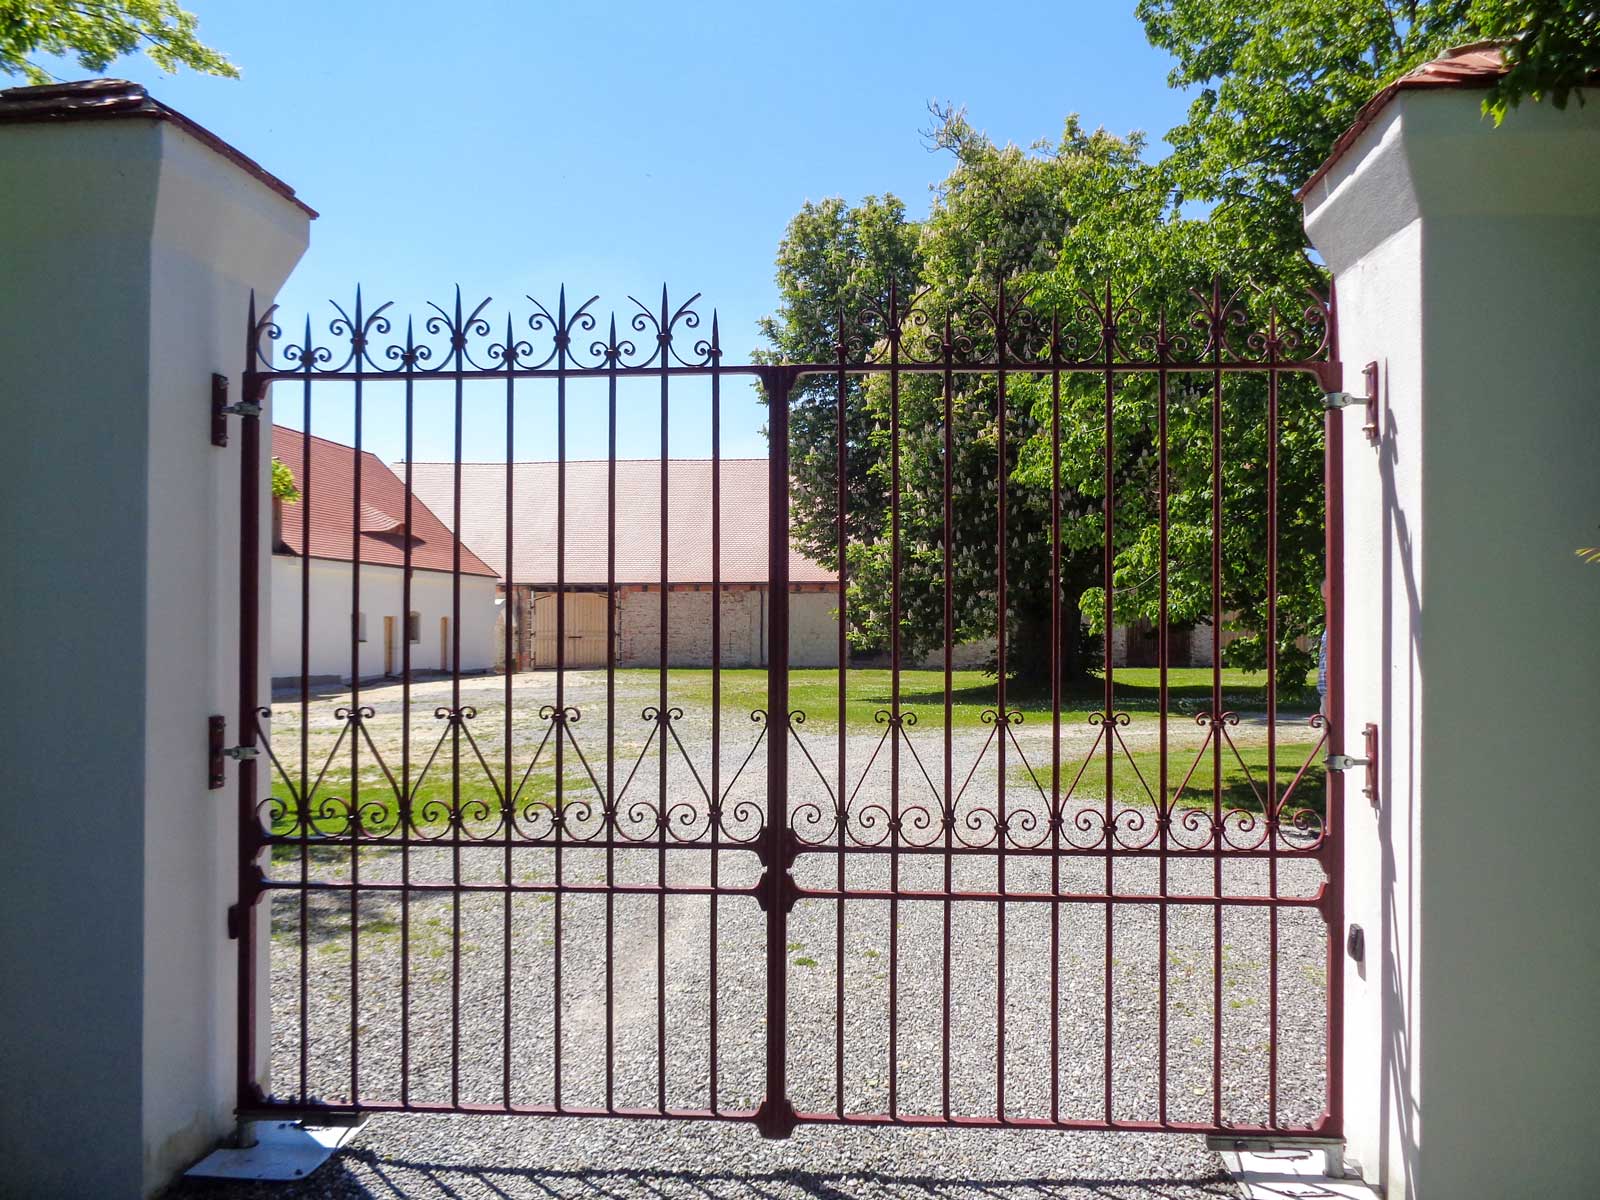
[271,456,299,503]
[1137,0,1598,258]
[1,1,236,84]
[762,114,1161,683]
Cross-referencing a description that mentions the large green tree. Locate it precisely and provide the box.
[1,1,235,84]
[765,2,1597,690]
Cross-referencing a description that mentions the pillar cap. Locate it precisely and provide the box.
[1298,42,1516,199]
[0,78,315,217]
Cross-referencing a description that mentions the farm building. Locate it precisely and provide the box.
[270,427,500,685]
[406,458,841,670]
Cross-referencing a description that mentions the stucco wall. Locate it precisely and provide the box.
[1304,88,1600,1198]
[271,557,498,682]
[0,112,309,1197]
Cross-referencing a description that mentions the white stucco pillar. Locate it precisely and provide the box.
[0,81,310,1197]
[1303,86,1600,1197]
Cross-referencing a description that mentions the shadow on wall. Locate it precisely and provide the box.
[1377,379,1420,1198]
[168,1154,1240,1200]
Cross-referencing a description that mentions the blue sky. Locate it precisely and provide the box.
[75,1,1193,462]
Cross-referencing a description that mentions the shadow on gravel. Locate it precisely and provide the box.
[170,1150,1237,1200]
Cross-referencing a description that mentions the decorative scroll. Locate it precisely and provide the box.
[247,278,1333,379]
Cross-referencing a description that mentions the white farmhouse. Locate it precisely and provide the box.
[271,426,499,686]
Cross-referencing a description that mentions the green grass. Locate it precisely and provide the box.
[662,666,1317,729]
[264,666,1321,838]
[1009,740,1326,815]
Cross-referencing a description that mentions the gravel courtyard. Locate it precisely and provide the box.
[173,671,1330,1199]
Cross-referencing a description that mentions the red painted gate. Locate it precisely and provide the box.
[227,279,1350,1143]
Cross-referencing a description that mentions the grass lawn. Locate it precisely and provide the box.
[1006,739,1326,815]
[663,666,1318,729]
[264,666,1322,839]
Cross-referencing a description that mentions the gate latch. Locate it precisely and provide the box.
[1325,722,1379,806]
[209,714,260,789]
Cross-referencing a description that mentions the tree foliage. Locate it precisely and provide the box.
[0,1,236,84]
[271,456,299,503]
[1139,0,1598,247]
[763,3,1597,691]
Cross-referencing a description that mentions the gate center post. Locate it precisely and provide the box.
[756,366,802,1139]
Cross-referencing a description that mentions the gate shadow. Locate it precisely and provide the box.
[171,1148,1238,1200]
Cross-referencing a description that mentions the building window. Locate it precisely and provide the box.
[407,611,421,643]
[355,612,367,643]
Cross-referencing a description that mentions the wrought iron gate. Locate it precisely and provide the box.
[230,279,1348,1140]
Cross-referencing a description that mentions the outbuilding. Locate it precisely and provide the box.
[271,426,500,685]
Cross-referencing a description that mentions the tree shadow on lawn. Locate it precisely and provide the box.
[895,673,1316,719]
[170,1149,1237,1200]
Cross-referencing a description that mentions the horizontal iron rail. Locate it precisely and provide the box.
[259,832,1327,859]
[238,1098,1333,1139]
[256,876,1326,906]
[246,359,1334,384]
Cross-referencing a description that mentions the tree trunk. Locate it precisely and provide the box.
[1009,592,1090,683]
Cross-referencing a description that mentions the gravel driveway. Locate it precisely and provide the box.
[171,673,1329,1200]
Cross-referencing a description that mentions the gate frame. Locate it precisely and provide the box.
[232,283,1347,1142]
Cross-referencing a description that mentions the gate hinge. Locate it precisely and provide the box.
[209,714,260,789]
[211,373,261,447]
[227,866,267,939]
[1325,721,1379,806]
[1322,361,1379,444]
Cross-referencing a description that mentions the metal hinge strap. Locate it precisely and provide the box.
[210,372,261,447]
[1324,754,1369,771]
[209,714,260,789]
[1325,721,1380,806]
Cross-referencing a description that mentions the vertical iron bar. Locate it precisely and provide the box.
[1209,283,1225,1129]
[709,314,722,1113]
[605,318,619,1113]
[399,323,414,1108]
[657,289,670,1114]
[940,309,954,1122]
[348,300,364,1106]
[888,283,901,1120]
[1049,315,1062,1125]
[1156,315,1170,1127]
[502,316,516,1110]
[297,331,312,1103]
[835,316,848,1119]
[1266,323,1280,1128]
[838,316,851,1120]
[236,361,263,1113]
[994,280,1008,1120]
[450,299,464,1110]
[760,367,795,1138]
[1100,284,1115,1125]
[1323,287,1347,1137]
[554,292,568,1111]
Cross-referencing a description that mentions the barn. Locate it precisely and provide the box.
[271,427,500,685]
[406,458,840,670]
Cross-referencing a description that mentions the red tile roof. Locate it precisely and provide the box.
[273,426,497,577]
[1299,42,1600,199]
[404,458,837,586]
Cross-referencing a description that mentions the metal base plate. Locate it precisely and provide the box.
[184,1120,363,1182]
[1213,1144,1378,1199]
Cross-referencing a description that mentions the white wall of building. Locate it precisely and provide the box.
[0,110,309,1196]
[1304,88,1600,1198]
[271,556,498,682]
